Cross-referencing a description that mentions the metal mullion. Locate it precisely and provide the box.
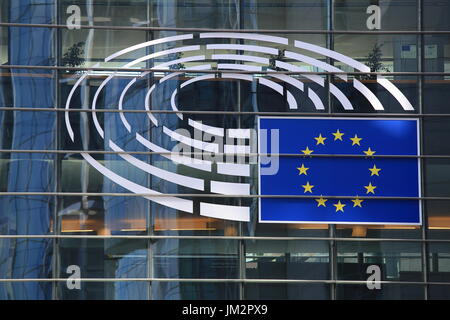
[3,21,450,34]
[417,0,430,300]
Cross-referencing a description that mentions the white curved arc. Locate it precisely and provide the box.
[154,55,206,69]
[144,84,159,126]
[329,83,354,110]
[217,162,250,177]
[159,71,182,83]
[377,76,414,111]
[81,152,193,213]
[163,126,219,153]
[275,60,325,87]
[308,88,325,110]
[180,74,216,89]
[136,133,212,172]
[212,54,270,65]
[200,32,288,45]
[206,44,279,55]
[118,78,137,133]
[188,119,224,137]
[284,50,347,81]
[294,40,371,73]
[258,77,297,109]
[218,65,297,109]
[210,180,250,195]
[109,140,205,191]
[218,64,261,72]
[105,34,194,62]
[353,79,384,111]
[221,73,254,81]
[92,74,114,139]
[200,202,249,222]
[123,45,200,68]
[170,89,183,120]
[65,73,88,142]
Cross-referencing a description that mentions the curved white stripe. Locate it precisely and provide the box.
[259,77,297,109]
[308,88,325,110]
[123,45,200,68]
[210,180,250,195]
[81,152,193,213]
[221,73,254,81]
[144,84,159,126]
[200,202,249,222]
[118,78,136,133]
[136,133,212,172]
[284,50,347,81]
[212,54,270,65]
[180,74,216,89]
[377,76,414,111]
[92,75,114,139]
[217,162,250,177]
[170,89,183,120]
[200,32,288,45]
[294,40,370,73]
[65,73,88,142]
[353,79,384,111]
[286,91,298,109]
[154,55,206,69]
[207,44,279,55]
[188,119,224,137]
[267,71,304,92]
[330,83,353,110]
[159,71,182,83]
[218,64,261,72]
[275,60,325,87]
[163,126,219,153]
[105,34,194,62]
[109,140,204,191]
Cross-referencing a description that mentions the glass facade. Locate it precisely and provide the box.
[0,0,449,300]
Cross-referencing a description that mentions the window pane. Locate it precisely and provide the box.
[337,241,423,282]
[245,283,330,300]
[245,240,330,280]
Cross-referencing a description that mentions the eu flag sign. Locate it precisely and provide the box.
[258,117,421,225]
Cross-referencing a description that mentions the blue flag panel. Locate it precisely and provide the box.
[258,117,421,225]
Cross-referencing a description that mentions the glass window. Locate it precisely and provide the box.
[245,240,330,280]
[337,241,423,282]
[334,0,418,31]
[336,284,424,300]
[245,283,330,300]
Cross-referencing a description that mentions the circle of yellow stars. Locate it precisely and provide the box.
[297,129,381,213]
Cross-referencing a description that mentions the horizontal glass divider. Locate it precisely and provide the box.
[0,64,441,75]
[0,235,445,242]
[0,192,441,200]
[0,107,429,116]
[0,278,442,286]
[0,149,446,159]
[0,22,447,34]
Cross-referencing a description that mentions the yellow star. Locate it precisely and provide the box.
[297,164,309,175]
[314,134,327,145]
[301,146,314,155]
[302,181,314,193]
[350,134,362,146]
[333,201,346,212]
[364,147,376,156]
[332,129,344,141]
[352,197,364,208]
[369,164,381,176]
[364,182,377,194]
[315,196,327,207]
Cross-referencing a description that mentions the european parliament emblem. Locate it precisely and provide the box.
[258,118,421,225]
